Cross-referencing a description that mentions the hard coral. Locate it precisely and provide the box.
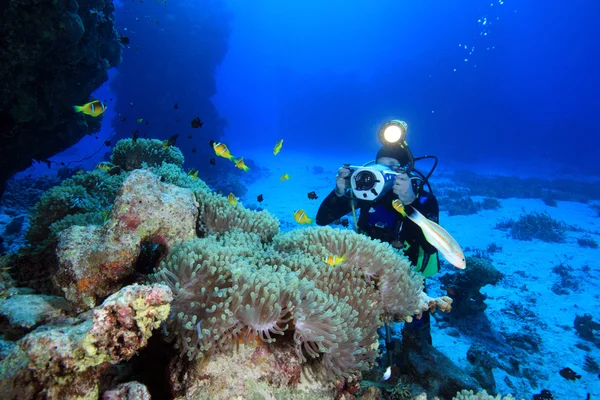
[0,284,171,399]
[0,0,122,196]
[54,170,198,310]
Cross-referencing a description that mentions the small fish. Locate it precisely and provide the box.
[381,366,391,381]
[174,103,178,109]
[188,169,198,180]
[132,129,139,142]
[119,36,130,45]
[101,209,111,222]
[191,148,196,153]
[209,158,216,165]
[161,134,179,149]
[104,140,111,146]
[559,367,581,381]
[533,390,554,400]
[73,100,106,117]
[293,209,312,225]
[257,194,263,202]
[227,193,238,205]
[273,139,283,155]
[210,140,235,161]
[323,253,345,267]
[392,199,466,269]
[280,173,290,182]
[75,170,84,175]
[145,120,149,126]
[307,191,318,200]
[234,157,250,172]
[191,117,203,128]
[340,218,349,228]
[136,118,143,123]
[96,162,113,171]
[120,115,127,122]
[129,102,134,107]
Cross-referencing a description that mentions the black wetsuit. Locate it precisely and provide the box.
[316,185,440,351]
[316,187,439,275]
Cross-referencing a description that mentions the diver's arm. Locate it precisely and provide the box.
[316,190,355,226]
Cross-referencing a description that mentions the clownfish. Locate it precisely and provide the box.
[234,157,250,172]
[293,209,312,225]
[227,193,238,205]
[211,140,236,161]
[73,100,106,117]
[323,253,346,267]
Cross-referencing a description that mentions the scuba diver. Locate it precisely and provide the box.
[315,120,445,370]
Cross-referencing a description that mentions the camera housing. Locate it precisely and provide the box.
[346,164,398,201]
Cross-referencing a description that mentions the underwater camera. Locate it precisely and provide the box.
[344,164,399,201]
[342,119,439,201]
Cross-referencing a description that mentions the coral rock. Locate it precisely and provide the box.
[54,170,198,310]
[103,381,151,400]
[0,284,172,400]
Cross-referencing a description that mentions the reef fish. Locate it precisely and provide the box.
[293,209,312,225]
[280,173,290,182]
[392,199,466,269]
[559,367,581,381]
[273,139,283,155]
[227,193,238,205]
[73,100,106,117]
[234,157,250,172]
[211,140,235,161]
[323,253,345,266]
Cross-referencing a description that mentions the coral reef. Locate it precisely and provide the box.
[440,256,503,319]
[0,284,171,399]
[0,0,122,196]
[54,169,198,310]
[495,211,567,242]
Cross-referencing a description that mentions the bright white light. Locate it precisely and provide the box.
[383,126,403,143]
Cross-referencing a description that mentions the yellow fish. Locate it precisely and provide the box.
[293,209,312,225]
[188,168,198,180]
[323,253,346,267]
[73,100,106,117]
[280,173,290,182]
[227,193,238,205]
[392,199,466,269]
[273,139,283,155]
[212,141,236,161]
[234,157,250,172]
[95,162,112,171]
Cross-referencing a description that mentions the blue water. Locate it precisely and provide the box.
[4,1,600,398]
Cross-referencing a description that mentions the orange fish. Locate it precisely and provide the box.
[392,199,465,269]
[323,253,346,266]
[212,141,235,161]
[293,209,312,225]
[227,193,238,205]
[73,100,106,117]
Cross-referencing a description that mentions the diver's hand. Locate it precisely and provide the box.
[393,173,416,204]
[335,167,351,197]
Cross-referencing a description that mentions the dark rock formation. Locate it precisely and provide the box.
[0,0,122,197]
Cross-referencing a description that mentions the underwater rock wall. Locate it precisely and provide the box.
[0,0,122,196]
